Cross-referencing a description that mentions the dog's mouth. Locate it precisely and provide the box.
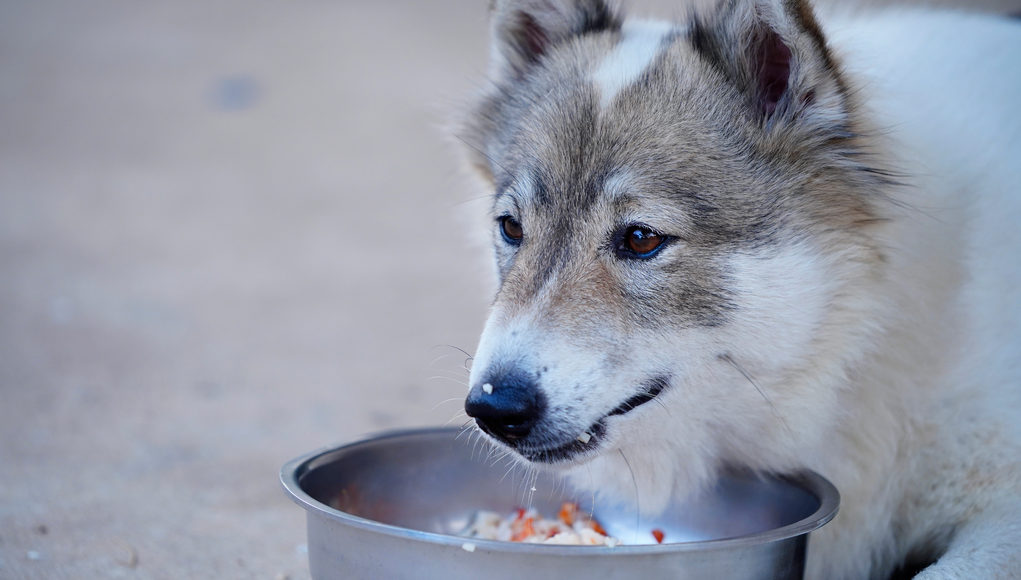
[517,376,670,464]
[517,421,607,464]
[607,376,669,417]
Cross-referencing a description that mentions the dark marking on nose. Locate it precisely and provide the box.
[465,370,546,445]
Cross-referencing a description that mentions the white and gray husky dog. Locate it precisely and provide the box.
[458,0,1020,577]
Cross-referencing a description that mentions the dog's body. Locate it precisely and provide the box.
[459,1,1020,577]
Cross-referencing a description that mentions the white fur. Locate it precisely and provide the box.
[810,10,1021,578]
[591,19,675,109]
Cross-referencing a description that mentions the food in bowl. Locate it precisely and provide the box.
[462,501,620,546]
[461,501,674,546]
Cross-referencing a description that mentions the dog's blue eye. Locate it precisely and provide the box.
[499,215,523,245]
[616,225,668,259]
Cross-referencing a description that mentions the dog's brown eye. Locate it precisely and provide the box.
[617,225,668,258]
[499,216,523,245]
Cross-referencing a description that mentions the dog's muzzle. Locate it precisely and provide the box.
[465,370,670,463]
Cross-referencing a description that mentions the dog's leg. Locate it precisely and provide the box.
[912,501,1021,579]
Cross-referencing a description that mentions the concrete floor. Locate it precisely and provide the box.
[1,1,1017,579]
[0,2,495,577]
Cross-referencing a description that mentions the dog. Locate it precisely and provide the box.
[457,0,1020,577]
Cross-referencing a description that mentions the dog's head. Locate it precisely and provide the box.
[461,0,890,510]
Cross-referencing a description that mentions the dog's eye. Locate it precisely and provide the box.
[616,225,668,259]
[499,215,523,245]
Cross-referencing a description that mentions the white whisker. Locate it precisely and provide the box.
[433,396,467,412]
[719,353,794,438]
[618,449,642,545]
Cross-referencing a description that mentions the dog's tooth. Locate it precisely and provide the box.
[577,432,592,444]
[482,383,494,395]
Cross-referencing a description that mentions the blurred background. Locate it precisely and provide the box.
[1,0,1017,578]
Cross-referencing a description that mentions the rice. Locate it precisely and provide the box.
[461,502,619,546]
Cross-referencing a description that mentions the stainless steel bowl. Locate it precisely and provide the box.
[281,427,838,580]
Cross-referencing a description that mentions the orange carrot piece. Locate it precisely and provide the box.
[559,502,578,526]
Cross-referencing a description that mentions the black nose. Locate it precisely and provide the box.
[465,371,545,444]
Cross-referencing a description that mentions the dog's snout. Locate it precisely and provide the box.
[465,372,545,444]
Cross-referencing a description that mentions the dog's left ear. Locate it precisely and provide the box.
[488,0,622,82]
[690,0,847,133]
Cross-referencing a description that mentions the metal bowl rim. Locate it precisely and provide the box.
[280,426,839,555]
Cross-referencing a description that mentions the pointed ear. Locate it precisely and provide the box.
[488,0,621,81]
[690,0,847,130]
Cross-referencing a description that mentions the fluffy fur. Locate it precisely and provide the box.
[458,1,1021,577]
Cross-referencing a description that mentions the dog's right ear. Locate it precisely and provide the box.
[488,0,621,81]
[689,0,848,137]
